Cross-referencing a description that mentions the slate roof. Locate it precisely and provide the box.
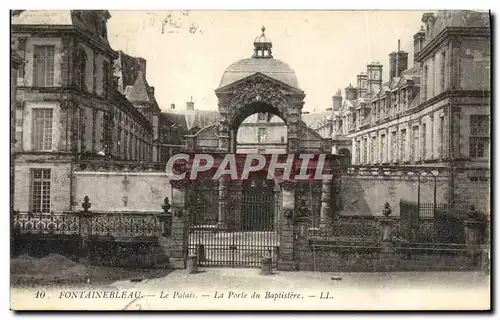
[220,58,299,89]
[301,111,332,130]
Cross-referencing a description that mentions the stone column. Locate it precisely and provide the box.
[286,103,301,154]
[319,179,332,229]
[279,180,297,271]
[170,179,188,269]
[217,178,229,230]
[218,117,231,153]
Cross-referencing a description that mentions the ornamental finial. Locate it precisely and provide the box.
[261,25,266,34]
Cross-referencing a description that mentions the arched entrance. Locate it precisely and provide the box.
[338,148,352,165]
[185,27,334,269]
[241,172,278,231]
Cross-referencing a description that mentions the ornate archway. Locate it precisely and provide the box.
[184,26,335,270]
[215,73,305,154]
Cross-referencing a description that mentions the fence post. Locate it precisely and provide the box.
[278,180,297,271]
[380,202,395,254]
[169,179,188,269]
[79,196,93,264]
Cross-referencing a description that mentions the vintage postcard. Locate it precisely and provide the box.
[9,9,491,311]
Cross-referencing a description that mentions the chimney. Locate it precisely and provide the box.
[137,58,147,78]
[413,25,426,59]
[147,86,155,96]
[332,89,343,111]
[186,96,194,110]
[170,103,175,109]
[389,40,409,79]
[345,84,357,101]
[356,73,368,98]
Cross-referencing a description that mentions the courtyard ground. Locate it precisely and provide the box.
[10,254,173,287]
[10,254,490,310]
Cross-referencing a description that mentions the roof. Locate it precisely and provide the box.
[161,112,188,132]
[114,51,160,110]
[11,10,112,48]
[423,11,490,44]
[184,110,221,131]
[301,111,332,130]
[125,71,150,102]
[219,58,299,89]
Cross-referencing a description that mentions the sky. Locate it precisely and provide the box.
[107,11,427,113]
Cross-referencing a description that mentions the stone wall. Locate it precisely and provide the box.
[337,175,448,216]
[13,156,72,212]
[72,171,172,212]
[294,245,475,272]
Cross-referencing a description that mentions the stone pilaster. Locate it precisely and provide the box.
[279,180,297,271]
[169,179,188,269]
[464,218,487,270]
[319,179,332,229]
[217,178,229,230]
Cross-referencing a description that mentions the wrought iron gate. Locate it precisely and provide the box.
[187,179,280,268]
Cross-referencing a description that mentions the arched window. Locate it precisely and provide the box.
[338,148,351,165]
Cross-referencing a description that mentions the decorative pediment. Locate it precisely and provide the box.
[215,72,304,96]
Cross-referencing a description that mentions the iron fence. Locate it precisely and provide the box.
[12,211,164,239]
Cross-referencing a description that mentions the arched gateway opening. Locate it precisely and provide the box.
[185,27,333,268]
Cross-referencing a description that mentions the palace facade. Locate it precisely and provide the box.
[330,10,491,211]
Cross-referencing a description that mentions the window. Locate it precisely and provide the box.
[363,138,368,164]
[380,134,386,163]
[400,129,407,161]
[371,136,377,163]
[423,66,428,100]
[33,46,55,87]
[258,127,267,143]
[32,109,53,151]
[75,108,85,152]
[75,48,87,90]
[439,116,445,158]
[31,169,51,213]
[470,138,488,158]
[412,126,419,162]
[470,115,490,136]
[258,113,266,121]
[391,131,397,162]
[102,61,110,99]
[355,140,361,164]
[440,51,446,93]
[470,115,490,158]
[422,123,427,159]
[124,132,129,160]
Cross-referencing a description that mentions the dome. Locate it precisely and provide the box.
[219,58,299,89]
[218,26,300,89]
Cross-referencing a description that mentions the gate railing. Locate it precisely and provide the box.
[12,211,81,236]
[308,216,382,244]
